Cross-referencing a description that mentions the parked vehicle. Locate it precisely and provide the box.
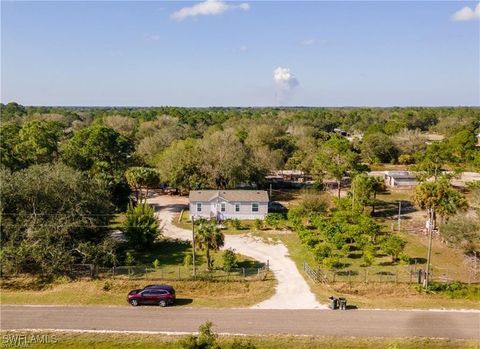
[127,285,176,307]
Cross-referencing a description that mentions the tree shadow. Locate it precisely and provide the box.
[125,239,192,265]
[378,261,395,267]
[237,260,264,268]
[373,200,417,219]
[409,257,427,265]
[336,270,359,276]
[347,253,362,259]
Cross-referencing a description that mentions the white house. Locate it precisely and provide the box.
[189,190,269,221]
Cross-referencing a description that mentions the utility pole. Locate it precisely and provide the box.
[397,200,402,231]
[192,216,196,279]
[269,183,272,199]
[425,208,433,288]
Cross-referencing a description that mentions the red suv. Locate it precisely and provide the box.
[127,285,176,307]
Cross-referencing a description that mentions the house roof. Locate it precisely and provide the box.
[385,171,416,179]
[189,190,269,203]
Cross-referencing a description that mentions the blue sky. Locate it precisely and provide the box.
[1,1,479,107]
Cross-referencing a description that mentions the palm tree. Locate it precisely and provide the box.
[415,177,467,230]
[195,220,225,270]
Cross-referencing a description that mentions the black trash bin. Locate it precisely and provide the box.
[328,296,338,310]
[338,297,347,310]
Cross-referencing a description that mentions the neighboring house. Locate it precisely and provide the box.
[189,190,269,221]
[384,171,417,187]
[266,170,309,183]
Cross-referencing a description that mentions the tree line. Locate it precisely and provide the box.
[1,102,479,278]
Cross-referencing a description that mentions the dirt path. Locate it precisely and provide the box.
[147,195,324,309]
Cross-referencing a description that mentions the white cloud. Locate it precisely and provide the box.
[273,67,299,104]
[451,3,480,21]
[171,0,250,21]
[301,38,316,46]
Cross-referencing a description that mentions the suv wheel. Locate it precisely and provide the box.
[130,299,139,306]
[159,300,167,307]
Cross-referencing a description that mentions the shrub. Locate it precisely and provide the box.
[228,339,257,349]
[102,280,112,292]
[123,202,161,249]
[381,235,407,263]
[125,252,135,266]
[398,253,410,265]
[314,243,332,263]
[152,258,160,269]
[362,244,375,267]
[183,254,192,269]
[322,256,342,269]
[254,219,263,231]
[265,213,285,229]
[287,207,302,225]
[230,219,242,230]
[298,194,328,216]
[180,321,219,349]
[222,248,238,272]
[125,252,135,276]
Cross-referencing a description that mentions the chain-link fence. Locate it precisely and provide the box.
[71,264,268,281]
[303,261,479,284]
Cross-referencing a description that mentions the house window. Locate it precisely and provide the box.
[251,202,259,212]
[196,203,202,212]
[234,203,240,212]
[221,202,226,212]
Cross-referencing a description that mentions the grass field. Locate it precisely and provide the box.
[0,237,276,308]
[0,276,276,308]
[173,187,479,309]
[1,331,477,349]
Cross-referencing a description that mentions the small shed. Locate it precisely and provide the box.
[384,171,417,187]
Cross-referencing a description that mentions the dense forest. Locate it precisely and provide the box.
[1,102,479,278]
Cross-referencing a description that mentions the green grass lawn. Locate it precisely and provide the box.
[122,238,265,273]
[0,237,276,308]
[0,276,276,308]
[1,332,476,349]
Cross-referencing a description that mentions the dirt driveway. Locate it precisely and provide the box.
[147,194,324,309]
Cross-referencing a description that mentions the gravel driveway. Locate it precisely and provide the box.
[147,195,324,309]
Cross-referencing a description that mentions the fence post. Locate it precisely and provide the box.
[267,260,269,271]
[178,267,181,280]
[242,268,246,279]
[364,269,367,283]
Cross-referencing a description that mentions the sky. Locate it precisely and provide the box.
[1,1,479,107]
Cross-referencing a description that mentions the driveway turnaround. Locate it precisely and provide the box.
[148,194,323,309]
[2,305,479,339]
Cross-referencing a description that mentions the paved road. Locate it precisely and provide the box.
[2,305,479,339]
